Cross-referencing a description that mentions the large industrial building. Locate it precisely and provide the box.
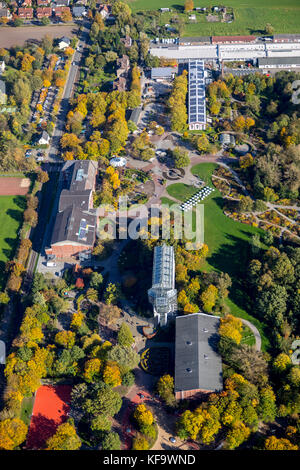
[258,57,300,69]
[148,244,177,327]
[45,161,98,260]
[150,35,300,69]
[175,313,223,400]
[188,59,206,131]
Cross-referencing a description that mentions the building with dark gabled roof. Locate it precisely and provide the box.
[129,106,142,125]
[47,204,97,258]
[148,244,177,327]
[175,313,223,400]
[179,36,211,46]
[273,34,300,43]
[45,161,98,260]
[258,56,300,68]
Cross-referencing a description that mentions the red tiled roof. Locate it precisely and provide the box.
[212,35,256,43]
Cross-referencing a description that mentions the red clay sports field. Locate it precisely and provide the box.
[26,385,72,449]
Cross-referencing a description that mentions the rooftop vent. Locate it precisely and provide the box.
[186,341,192,346]
[186,368,192,373]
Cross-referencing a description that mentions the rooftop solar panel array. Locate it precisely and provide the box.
[188,59,206,125]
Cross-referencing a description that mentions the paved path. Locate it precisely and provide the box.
[240,318,261,351]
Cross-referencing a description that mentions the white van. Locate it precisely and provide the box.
[46,261,56,267]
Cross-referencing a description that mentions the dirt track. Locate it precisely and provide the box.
[0,25,78,48]
[0,177,30,195]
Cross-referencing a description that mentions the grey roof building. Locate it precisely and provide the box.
[50,204,96,247]
[151,67,177,81]
[148,244,177,326]
[273,34,300,43]
[59,160,97,213]
[46,160,98,259]
[188,59,206,131]
[179,36,211,46]
[72,5,85,16]
[258,56,300,68]
[175,313,223,400]
[129,106,142,125]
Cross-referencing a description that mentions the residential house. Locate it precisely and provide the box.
[18,7,33,18]
[53,6,71,17]
[37,0,50,5]
[113,54,130,92]
[72,5,86,17]
[148,244,177,327]
[0,8,12,18]
[99,3,110,18]
[38,131,50,145]
[58,36,71,49]
[36,7,52,18]
[113,76,127,92]
[54,0,69,5]
[22,0,32,6]
[121,35,132,49]
[175,313,223,400]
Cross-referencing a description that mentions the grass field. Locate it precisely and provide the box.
[129,0,300,36]
[164,163,270,349]
[0,196,25,289]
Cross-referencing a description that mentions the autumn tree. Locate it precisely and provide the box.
[83,358,102,383]
[219,314,243,345]
[265,436,298,450]
[157,374,176,407]
[117,323,134,347]
[184,0,194,12]
[200,284,218,313]
[134,404,154,427]
[103,361,122,387]
[102,431,121,450]
[46,421,81,450]
[37,170,49,184]
[0,418,27,450]
[98,303,121,326]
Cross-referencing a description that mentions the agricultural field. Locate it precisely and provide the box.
[163,163,269,349]
[129,0,300,36]
[0,196,25,289]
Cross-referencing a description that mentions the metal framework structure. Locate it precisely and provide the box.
[148,244,177,326]
[188,59,206,131]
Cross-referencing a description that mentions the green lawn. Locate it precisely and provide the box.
[164,163,270,349]
[20,395,34,426]
[129,0,300,36]
[0,196,25,289]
